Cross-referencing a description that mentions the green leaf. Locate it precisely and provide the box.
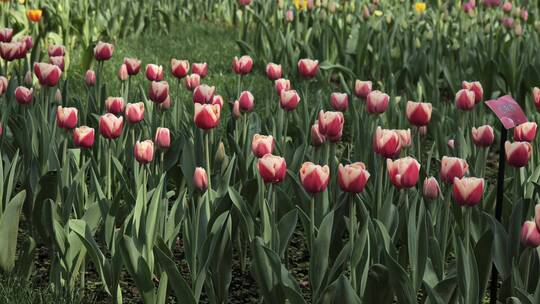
[0,191,26,272]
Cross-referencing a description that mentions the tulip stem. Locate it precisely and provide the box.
[416,126,422,165]
[440,188,452,263]
[349,193,357,291]
[282,111,289,157]
[107,140,112,200]
[375,158,384,219]
[310,195,315,251]
[205,131,212,200]
[464,207,471,256]
[302,81,309,139]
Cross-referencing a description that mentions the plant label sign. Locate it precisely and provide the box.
[485,95,528,129]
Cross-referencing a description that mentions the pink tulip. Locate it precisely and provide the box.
[192,63,208,78]
[501,17,514,28]
[185,74,201,91]
[232,100,241,119]
[155,127,171,149]
[14,86,33,105]
[338,162,370,193]
[406,101,432,126]
[366,90,390,114]
[423,177,441,200]
[73,126,95,148]
[535,204,540,229]
[440,156,469,183]
[505,141,532,167]
[502,2,512,12]
[93,42,114,61]
[0,28,13,43]
[145,64,164,81]
[159,95,172,111]
[514,122,537,142]
[297,59,319,79]
[419,126,428,136]
[85,70,96,86]
[149,81,169,103]
[105,97,125,115]
[194,103,221,130]
[134,140,154,164]
[258,154,287,184]
[34,62,62,87]
[252,134,275,158]
[471,125,495,147]
[453,177,484,206]
[56,106,78,129]
[330,93,349,111]
[266,63,282,81]
[462,81,483,103]
[118,64,128,81]
[171,59,189,79]
[448,139,455,150]
[48,44,65,57]
[521,10,529,21]
[212,95,224,109]
[520,221,540,247]
[318,110,344,142]
[280,90,301,111]
[373,127,402,158]
[48,56,65,71]
[533,87,540,110]
[238,0,252,6]
[0,42,25,61]
[232,55,253,75]
[387,157,421,188]
[455,89,475,110]
[354,80,372,98]
[300,162,330,193]
[193,167,209,191]
[125,102,145,124]
[238,91,254,112]
[123,58,141,75]
[0,123,2,136]
[19,36,33,52]
[0,76,6,96]
[311,123,326,146]
[192,84,216,104]
[99,114,124,139]
[275,78,291,96]
[285,10,295,22]
[396,129,412,148]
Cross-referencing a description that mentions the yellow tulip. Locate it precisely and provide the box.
[415,2,426,14]
[294,0,308,11]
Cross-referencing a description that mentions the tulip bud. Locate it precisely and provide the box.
[238,91,254,112]
[311,123,326,146]
[280,90,301,111]
[56,106,78,129]
[505,141,532,167]
[373,127,402,158]
[453,177,484,206]
[266,63,282,81]
[520,221,540,247]
[14,86,33,105]
[252,134,275,158]
[440,156,468,183]
[366,90,390,114]
[20,36,33,52]
[238,0,252,6]
[396,129,412,148]
[99,113,124,139]
[212,95,224,109]
[232,55,253,75]
[258,154,287,184]
[330,92,349,111]
[285,10,295,22]
[193,167,209,191]
[192,63,208,78]
[105,97,125,115]
[419,126,428,136]
[171,59,190,79]
[232,100,241,119]
[194,103,221,130]
[54,89,62,104]
[73,126,95,148]
[149,81,169,103]
[300,162,330,193]
[0,28,13,43]
[49,56,65,71]
[125,102,145,124]
[24,70,33,86]
[406,101,432,126]
[93,41,114,61]
[535,204,540,230]
[318,110,345,142]
[521,10,529,21]
[34,62,62,87]
[423,177,441,200]
[471,125,495,147]
[447,139,455,150]
[0,76,6,96]
[338,162,370,193]
[215,142,226,163]
[117,64,128,81]
[159,95,172,111]
[134,140,154,164]
[185,74,201,91]
[462,81,484,103]
[145,64,164,81]
[455,89,475,110]
[354,80,372,98]
[123,58,141,75]
[275,78,291,96]
[387,157,421,188]
[85,70,96,86]
[532,87,540,110]
[297,59,319,79]
[514,122,537,142]
[155,127,171,149]
[502,2,512,12]
[192,84,216,104]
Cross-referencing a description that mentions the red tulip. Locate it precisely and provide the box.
[0,42,24,61]
[252,134,275,158]
[105,97,125,115]
[232,100,241,119]
[258,154,287,184]
[533,87,540,110]
[118,64,128,81]
[212,95,224,109]
[185,74,200,91]
[232,55,253,75]
[123,58,141,75]
[34,62,62,87]
[440,156,468,183]
[318,110,344,142]
[366,90,389,114]
[505,141,532,167]
[280,90,301,111]
[406,101,432,126]
[453,177,484,206]
[471,125,495,147]
[99,114,124,139]
[311,123,326,146]
[14,86,33,105]
[514,122,537,142]
[192,63,208,78]
[19,36,33,52]
[134,140,154,164]
[266,63,282,80]
[0,76,6,96]
[300,162,330,193]
[145,64,164,81]
[297,59,319,79]
[85,70,96,86]
[193,84,216,104]
[93,42,114,61]
[159,95,172,111]
[520,221,540,247]
[338,162,370,193]
[149,81,169,103]
[238,91,254,112]
[171,59,189,79]
[373,127,402,159]
[275,78,291,96]
[0,28,13,43]
[125,102,145,124]
[193,167,208,191]
[455,89,475,110]
[502,2,512,12]
[155,127,171,149]
[423,177,441,200]
[48,44,65,57]
[462,81,483,103]
[387,157,421,188]
[354,80,372,98]
[194,103,221,130]
[56,106,78,129]
[73,126,95,148]
[238,0,252,5]
[330,93,349,111]
[535,204,540,229]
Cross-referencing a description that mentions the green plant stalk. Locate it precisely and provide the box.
[464,207,471,257]
[193,193,201,281]
[107,140,112,200]
[310,195,315,251]
[375,158,384,219]
[268,183,276,252]
[205,131,212,201]
[416,127,422,165]
[349,193,357,291]
[282,111,288,157]
[440,188,452,263]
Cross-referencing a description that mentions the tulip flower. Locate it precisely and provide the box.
[521,10,529,21]
[533,87,540,110]
[520,221,540,247]
[56,106,78,129]
[366,90,390,114]
[85,70,96,86]
[318,111,344,142]
[73,126,95,148]
[125,102,145,124]
[14,86,33,105]
[0,42,22,61]
[471,125,495,147]
[194,103,221,130]
[354,80,372,98]
[159,95,172,111]
[145,64,164,81]
[118,64,128,81]
[238,91,254,112]
[123,58,141,75]
[99,114,124,139]
[535,204,540,230]
[93,42,114,61]
[0,123,3,136]
[423,177,441,200]
[453,177,484,206]
[171,59,189,79]
[330,93,349,111]
[0,76,8,96]
[502,2,512,12]
[394,129,411,148]
[134,140,154,164]
[258,154,287,184]
[447,139,455,150]
[155,127,171,149]
[27,9,43,22]
[185,74,201,91]
[0,28,13,43]
[34,63,62,87]
[192,84,216,104]
[266,63,282,80]
[514,122,537,142]
[505,141,532,167]
[55,89,62,103]
[461,81,483,103]
[300,162,330,193]
[419,126,428,136]
[280,90,301,111]
[48,45,65,57]
[338,162,370,193]
[149,81,169,103]
[238,0,252,5]
[406,101,432,126]
[275,78,291,96]
[311,123,326,147]
[455,89,475,110]
[373,127,402,158]
[387,157,421,188]
[20,36,33,52]
[232,100,241,119]
[48,55,65,71]
[232,55,253,75]
[440,156,469,183]
[193,167,209,191]
[212,95,224,109]
[285,10,295,22]
[105,97,125,115]
[298,59,319,79]
[252,134,275,158]
[192,63,208,78]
